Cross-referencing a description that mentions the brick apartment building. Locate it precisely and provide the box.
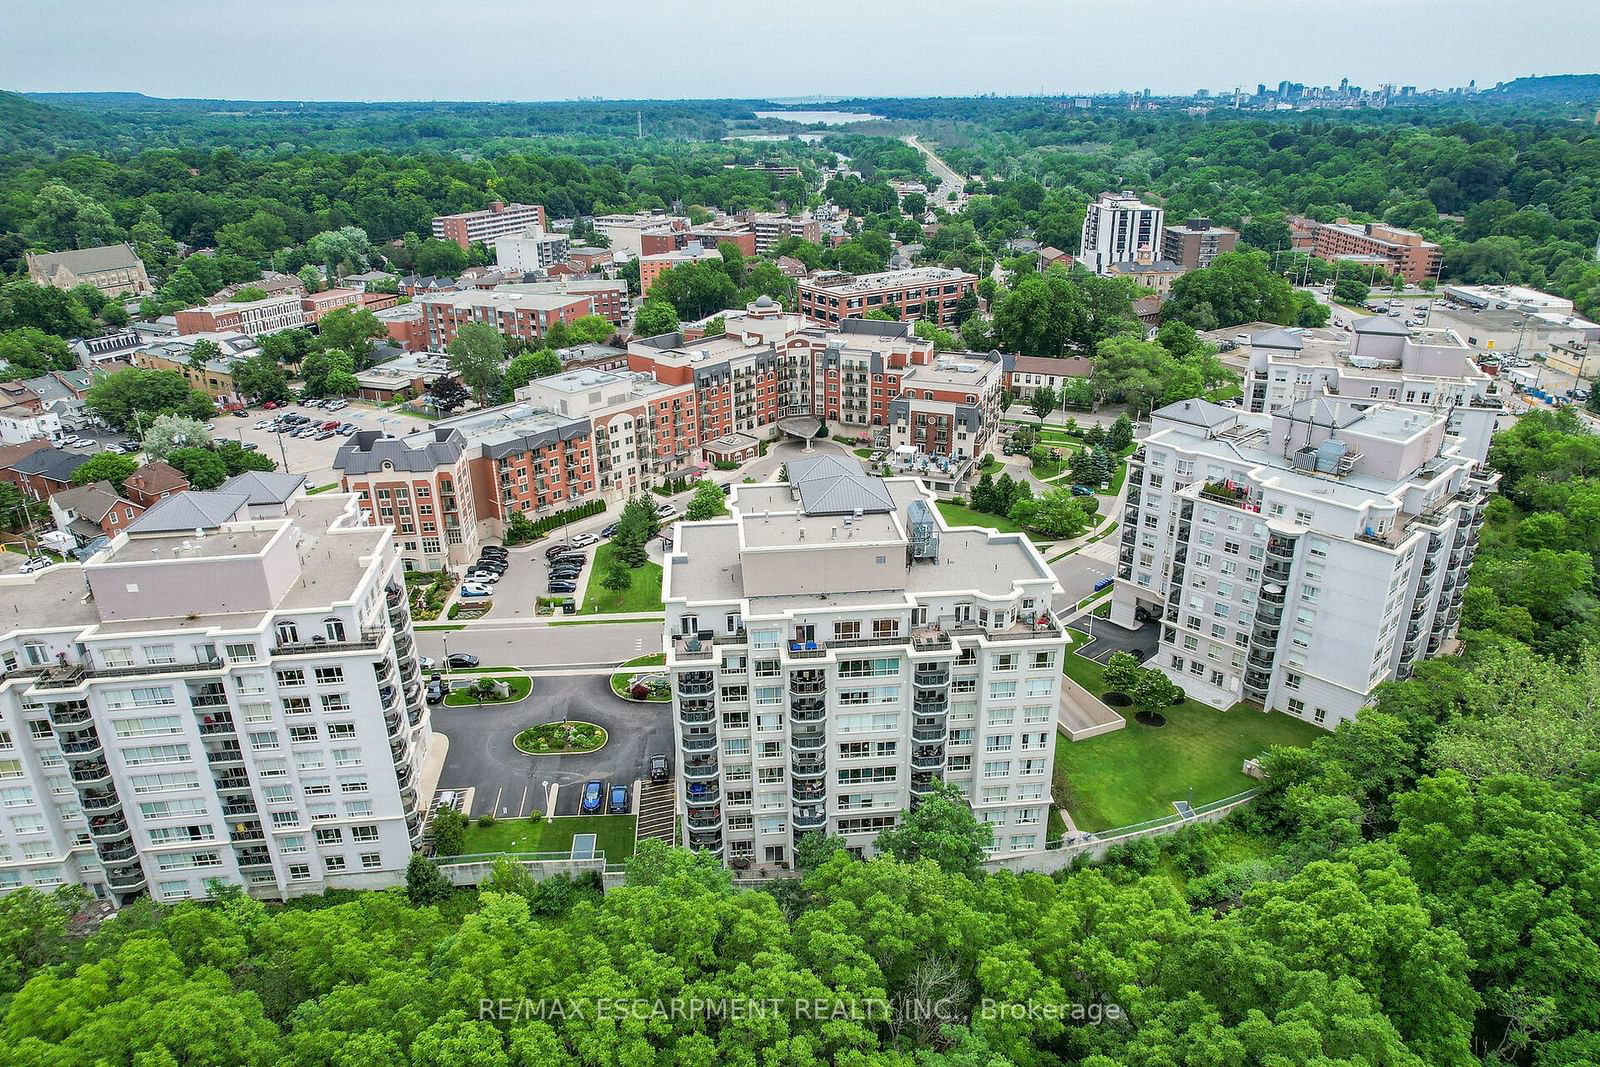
[1307,220,1442,284]
[337,297,1005,555]
[640,243,725,295]
[496,277,629,326]
[301,287,364,324]
[419,289,600,349]
[798,267,978,327]
[333,429,480,571]
[1160,218,1240,271]
[174,294,306,336]
[431,202,547,250]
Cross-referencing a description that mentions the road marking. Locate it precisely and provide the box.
[546,782,559,819]
[517,784,528,817]
[491,786,503,815]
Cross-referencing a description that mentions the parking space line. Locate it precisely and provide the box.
[491,786,502,816]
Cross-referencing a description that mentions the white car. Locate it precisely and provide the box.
[419,656,436,671]
[459,582,492,598]
[19,557,53,574]
[465,570,502,584]
[254,420,271,430]
[58,434,80,446]
[654,503,677,518]
[568,532,599,548]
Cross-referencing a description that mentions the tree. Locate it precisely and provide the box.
[69,453,138,490]
[1103,650,1144,693]
[612,496,660,568]
[87,373,214,433]
[1133,667,1181,714]
[701,314,726,337]
[215,440,276,476]
[1163,251,1299,331]
[873,781,991,878]
[139,414,213,461]
[304,226,371,278]
[431,806,468,856]
[426,375,469,413]
[0,281,93,338]
[601,561,632,594]
[230,353,290,404]
[414,238,469,277]
[634,298,680,338]
[683,480,727,521]
[0,328,74,376]
[1332,276,1371,306]
[649,261,738,319]
[1239,215,1293,252]
[445,323,505,406]
[165,447,228,490]
[1107,412,1134,452]
[1027,385,1057,425]
[1029,487,1092,538]
[404,853,453,905]
[316,306,385,368]
[503,350,563,393]
[296,263,324,293]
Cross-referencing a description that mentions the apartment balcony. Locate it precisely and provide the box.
[791,758,826,780]
[1411,600,1428,620]
[909,774,942,797]
[1401,639,1420,661]
[790,731,826,752]
[221,800,257,818]
[684,786,720,809]
[87,813,129,840]
[1420,559,1437,578]
[406,700,425,727]
[80,789,120,814]
[68,758,111,785]
[385,581,404,609]
[681,734,717,755]
[45,700,91,727]
[230,826,266,844]
[59,732,103,760]
[677,673,715,697]
[385,707,404,735]
[687,834,723,858]
[272,627,386,657]
[1246,646,1276,671]
[1266,536,1297,562]
[686,810,722,831]
[913,666,950,687]
[911,725,946,743]
[788,675,826,695]
[678,705,715,726]
[205,744,246,768]
[910,748,946,771]
[214,772,250,792]
[793,808,826,832]
[235,847,273,869]
[791,780,825,803]
[1415,578,1434,599]
[104,866,147,892]
[97,839,136,864]
[197,715,237,737]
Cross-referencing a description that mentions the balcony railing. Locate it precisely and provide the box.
[272,628,386,656]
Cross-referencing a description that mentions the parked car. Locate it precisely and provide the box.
[314,429,336,441]
[649,753,669,781]
[445,653,479,669]
[654,503,676,518]
[254,420,271,430]
[547,580,577,594]
[549,569,583,583]
[580,780,603,814]
[465,571,502,585]
[240,442,259,452]
[1070,484,1096,497]
[231,408,250,418]
[419,656,436,671]
[601,522,621,538]
[320,420,341,431]
[547,542,584,559]
[57,434,80,446]
[480,545,508,558]
[568,532,599,548]
[19,557,53,574]
[459,582,492,597]
[338,423,358,435]
[303,398,323,408]
[607,783,630,814]
[425,678,445,704]
[262,401,279,410]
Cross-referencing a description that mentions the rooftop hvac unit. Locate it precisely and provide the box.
[906,497,940,562]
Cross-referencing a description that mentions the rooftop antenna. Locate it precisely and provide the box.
[637,111,643,139]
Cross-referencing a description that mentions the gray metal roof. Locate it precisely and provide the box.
[787,454,895,515]
[7,447,88,483]
[838,318,912,339]
[1353,315,1412,336]
[334,429,466,476]
[26,243,143,275]
[1152,398,1240,430]
[219,471,308,506]
[1250,327,1305,351]
[127,491,248,534]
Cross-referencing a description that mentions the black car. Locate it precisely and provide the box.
[607,783,630,814]
[472,559,508,574]
[718,483,732,495]
[480,546,508,559]
[545,542,581,560]
[445,652,479,669]
[549,560,583,573]
[547,580,577,593]
[649,753,669,781]
[425,677,445,704]
[601,522,621,538]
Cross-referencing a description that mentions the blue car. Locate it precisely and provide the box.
[580,779,603,814]
[601,522,621,538]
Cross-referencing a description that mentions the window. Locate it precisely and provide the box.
[289,725,319,744]
[360,852,382,870]
[314,667,345,685]
[352,825,379,842]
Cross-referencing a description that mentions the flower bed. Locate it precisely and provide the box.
[514,721,608,755]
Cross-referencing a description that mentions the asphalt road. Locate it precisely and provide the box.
[433,673,671,819]
[414,622,662,669]
[1052,539,1117,607]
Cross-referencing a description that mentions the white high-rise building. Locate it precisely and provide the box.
[1239,318,1504,464]
[1111,398,1497,730]
[1077,191,1165,274]
[0,479,433,906]
[664,456,1065,869]
[494,228,572,274]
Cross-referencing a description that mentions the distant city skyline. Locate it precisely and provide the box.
[2,0,1596,103]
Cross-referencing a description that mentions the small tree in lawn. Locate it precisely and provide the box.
[601,561,632,596]
[1103,651,1143,695]
[1028,385,1057,426]
[504,510,536,545]
[429,805,467,856]
[1107,413,1134,452]
[683,480,727,521]
[469,678,497,706]
[1133,667,1180,723]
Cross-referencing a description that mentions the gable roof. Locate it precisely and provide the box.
[51,481,125,522]
[1011,355,1093,379]
[0,439,49,470]
[26,242,144,276]
[124,461,190,498]
[219,470,307,506]
[1353,314,1412,336]
[7,446,88,483]
[127,491,248,534]
[1153,397,1239,430]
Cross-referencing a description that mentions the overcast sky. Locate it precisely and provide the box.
[3,0,1595,101]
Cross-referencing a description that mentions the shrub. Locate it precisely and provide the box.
[476,814,496,829]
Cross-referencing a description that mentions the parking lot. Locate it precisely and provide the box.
[431,673,672,820]
[222,401,423,487]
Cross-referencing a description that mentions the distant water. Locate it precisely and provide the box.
[752,109,886,126]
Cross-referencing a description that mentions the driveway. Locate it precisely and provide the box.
[1053,538,1117,607]
[1073,615,1159,665]
[432,673,671,819]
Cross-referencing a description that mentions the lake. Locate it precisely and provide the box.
[752,109,886,126]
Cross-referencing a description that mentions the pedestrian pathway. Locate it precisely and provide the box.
[635,778,676,848]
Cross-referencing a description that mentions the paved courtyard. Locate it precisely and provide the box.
[1073,615,1159,664]
[432,672,672,819]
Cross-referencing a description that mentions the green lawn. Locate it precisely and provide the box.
[458,815,637,861]
[1054,634,1324,830]
[935,500,1047,543]
[581,541,665,614]
[443,675,532,706]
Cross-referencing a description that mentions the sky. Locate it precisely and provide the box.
[2,0,1596,102]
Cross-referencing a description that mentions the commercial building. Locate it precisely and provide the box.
[26,244,152,298]
[664,455,1065,868]
[132,333,261,404]
[688,221,757,258]
[1305,220,1441,285]
[1236,319,1503,463]
[496,277,630,326]
[353,352,451,405]
[1003,355,1094,400]
[1111,397,1496,730]
[492,228,571,274]
[174,295,306,337]
[1078,192,1165,275]
[797,267,978,327]
[0,486,434,905]
[431,202,547,250]
[1160,218,1239,271]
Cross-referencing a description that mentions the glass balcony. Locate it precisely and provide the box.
[791,758,826,780]
[793,808,826,831]
[683,761,719,781]
[681,735,717,753]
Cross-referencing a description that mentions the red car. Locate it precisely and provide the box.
[262,401,278,409]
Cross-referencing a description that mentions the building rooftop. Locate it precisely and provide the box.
[335,427,466,476]
[26,243,143,275]
[901,353,1002,389]
[803,266,976,293]
[126,491,248,534]
[219,471,307,506]
[431,403,590,459]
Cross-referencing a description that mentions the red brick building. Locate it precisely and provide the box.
[123,461,191,508]
[1306,220,1442,285]
[301,287,363,324]
[798,267,978,327]
[420,290,597,349]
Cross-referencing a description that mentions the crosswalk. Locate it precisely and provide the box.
[635,778,677,847]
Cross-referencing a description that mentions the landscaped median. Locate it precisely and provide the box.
[442,675,531,706]
[514,721,607,755]
[457,814,636,861]
[609,652,669,702]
